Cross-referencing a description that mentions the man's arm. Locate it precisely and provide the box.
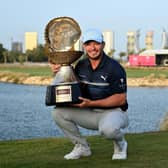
[73,93,127,108]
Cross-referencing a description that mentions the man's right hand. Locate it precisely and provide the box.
[50,63,61,74]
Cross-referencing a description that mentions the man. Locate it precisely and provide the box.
[50,29,129,160]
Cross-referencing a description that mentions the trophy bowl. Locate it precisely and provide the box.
[45,47,83,64]
[44,16,83,106]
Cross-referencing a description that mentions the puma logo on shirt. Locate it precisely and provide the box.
[100,75,107,81]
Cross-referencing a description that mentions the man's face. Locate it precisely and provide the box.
[83,41,104,60]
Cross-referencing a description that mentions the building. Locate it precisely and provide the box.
[102,30,114,56]
[25,32,38,51]
[129,49,168,66]
[127,30,140,54]
[145,31,154,50]
[161,29,168,49]
[11,42,23,53]
[128,29,168,66]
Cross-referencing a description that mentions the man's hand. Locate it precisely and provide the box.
[73,97,92,108]
[50,63,61,73]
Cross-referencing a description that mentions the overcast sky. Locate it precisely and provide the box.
[0,0,168,53]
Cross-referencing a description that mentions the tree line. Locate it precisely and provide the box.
[0,43,48,64]
[0,43,129,64]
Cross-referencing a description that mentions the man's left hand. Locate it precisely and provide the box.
[73,97,91,108]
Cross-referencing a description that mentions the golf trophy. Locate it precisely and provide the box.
[44,17,83,106]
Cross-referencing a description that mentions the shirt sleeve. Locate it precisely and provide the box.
[109,66,127,94]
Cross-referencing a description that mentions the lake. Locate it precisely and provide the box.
[0,83,168,140]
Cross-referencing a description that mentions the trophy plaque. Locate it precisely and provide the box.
[44,17,83,106]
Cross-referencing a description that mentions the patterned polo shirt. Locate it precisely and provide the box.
[75,52,128,111]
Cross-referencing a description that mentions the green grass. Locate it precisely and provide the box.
[0,64,168,78]
[0,64,51,76]
[125,67,168,78]
[0,131,168,168]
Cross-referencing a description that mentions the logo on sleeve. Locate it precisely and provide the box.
[120,78,124,83]
[119,78,126,89]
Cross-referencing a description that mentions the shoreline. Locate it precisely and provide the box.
[0,72,168,87]
[127,77,168,87]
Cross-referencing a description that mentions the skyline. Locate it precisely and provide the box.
[0,0,168,54]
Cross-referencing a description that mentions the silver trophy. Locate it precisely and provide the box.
[44,17,83,106]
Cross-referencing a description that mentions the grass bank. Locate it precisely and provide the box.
[0,63,51,76]
[0,64,168,86]
[0,63,168,78]
[0,131,168,168]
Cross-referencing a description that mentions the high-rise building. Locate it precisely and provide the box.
[145,31,154,50]
[161,29,168,49]
[127,30,140,54]
[25,32,38,51]
[103,30,114,56]
[11,42,23,53]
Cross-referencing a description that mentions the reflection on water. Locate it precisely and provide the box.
[0,83,168,140]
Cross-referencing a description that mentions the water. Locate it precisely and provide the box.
[0,83,168,140]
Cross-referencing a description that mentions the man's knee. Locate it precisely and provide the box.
[99,124,123,140]
[51,109,64,123]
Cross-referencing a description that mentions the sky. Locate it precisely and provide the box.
[0,0,168,54]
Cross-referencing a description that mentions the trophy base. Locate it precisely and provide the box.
[45,83,81,106]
